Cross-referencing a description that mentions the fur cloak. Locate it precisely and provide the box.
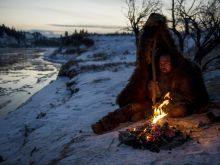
[116,13,209,111]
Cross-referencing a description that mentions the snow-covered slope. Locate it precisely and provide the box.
[0,35,220,165]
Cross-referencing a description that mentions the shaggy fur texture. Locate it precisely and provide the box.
[91,13,210,134]
[116,13,209,111]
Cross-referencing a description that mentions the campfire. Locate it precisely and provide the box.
[152,92,171,124]
[118,92,189,152]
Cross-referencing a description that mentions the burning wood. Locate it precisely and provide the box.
[119,122,189,153]
[118,92,190,152]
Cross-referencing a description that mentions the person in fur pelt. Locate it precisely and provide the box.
[91,13,209,134]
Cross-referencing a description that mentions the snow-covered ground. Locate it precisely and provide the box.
[0,35,220,165]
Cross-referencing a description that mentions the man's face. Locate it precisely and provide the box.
[159,56,172,73]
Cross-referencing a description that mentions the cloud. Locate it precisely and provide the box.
[48,24,125,29]
[37,7,76,16]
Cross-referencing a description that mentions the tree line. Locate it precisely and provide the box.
[124,0,220,68]
[60,29,94,47]
[0,24,26,44]
[0,24,60,47]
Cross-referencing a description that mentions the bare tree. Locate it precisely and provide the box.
[192,0,220,65]
[170,0,220,66]
[124,0,161,47]
[124,0,220,68]
[169,0,197,53]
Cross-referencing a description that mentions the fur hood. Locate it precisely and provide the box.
[116,13,209,108]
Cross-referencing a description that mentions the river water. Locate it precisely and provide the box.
[0,48,60,115]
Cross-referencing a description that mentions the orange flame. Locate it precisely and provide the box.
[152,92,171,124]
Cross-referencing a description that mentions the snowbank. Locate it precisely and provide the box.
[0,35,220,165]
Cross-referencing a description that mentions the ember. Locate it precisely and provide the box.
[118,92,189,152]
[119,122,189,152]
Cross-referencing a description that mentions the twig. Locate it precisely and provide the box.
[106,138,115,151]
[151,39,157,106]
[87,137,116,163]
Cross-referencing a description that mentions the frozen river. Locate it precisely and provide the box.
[0,48,60,115]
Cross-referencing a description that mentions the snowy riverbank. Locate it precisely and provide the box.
[0,48,60,115]
[0,35,220,165]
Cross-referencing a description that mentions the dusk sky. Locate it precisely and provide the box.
[0,0,172,36]
[0,0,127,36]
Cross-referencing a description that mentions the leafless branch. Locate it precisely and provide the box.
[124,0,162,47]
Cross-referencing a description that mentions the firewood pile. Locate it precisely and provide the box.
[118,121,190,153]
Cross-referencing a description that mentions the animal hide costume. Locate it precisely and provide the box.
[92,13,209,134]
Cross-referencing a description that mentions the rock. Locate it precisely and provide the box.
[36,112,47,119]
[206,109,220,122]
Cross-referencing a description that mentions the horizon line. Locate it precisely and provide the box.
[48,24,126,29]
